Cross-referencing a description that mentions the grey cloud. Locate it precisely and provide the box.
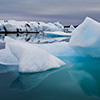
[0,0,100,25]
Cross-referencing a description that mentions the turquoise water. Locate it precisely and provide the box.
[45,33,70,38]
[0,57,100,100]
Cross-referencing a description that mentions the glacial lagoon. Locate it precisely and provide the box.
[0,57,100,100]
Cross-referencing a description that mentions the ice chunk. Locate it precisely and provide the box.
[69,17,100,57]
[46,23,61,32]
[53,21,64,31]
[38,22,60,32]
[68,25,75,32]
[5,37,65,73]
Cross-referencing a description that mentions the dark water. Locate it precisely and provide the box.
[0,57,100,100]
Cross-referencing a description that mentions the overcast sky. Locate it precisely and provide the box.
[0,0,100,25]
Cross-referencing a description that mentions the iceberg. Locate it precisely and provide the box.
[5,37,65,73]
[27,22,39,32]
[27,21,63,32]
[53,21,64,31]
[46,22,62,32]
[69,17,100,57]
[68,25,75,32]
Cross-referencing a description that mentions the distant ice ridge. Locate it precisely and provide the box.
[0,20,64,32]
[4,37,65,73]
[69,17,100,57]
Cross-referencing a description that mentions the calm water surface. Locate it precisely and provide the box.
[0,57,100,100]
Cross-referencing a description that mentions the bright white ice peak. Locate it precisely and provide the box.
[69,17,100,57]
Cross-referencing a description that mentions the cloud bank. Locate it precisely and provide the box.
[0,0,100,25]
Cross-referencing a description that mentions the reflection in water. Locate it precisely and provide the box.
[10,66,66,91]
[0,64,18,73]
[69,57,100,98]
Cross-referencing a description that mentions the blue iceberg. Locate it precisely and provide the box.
[69,17,100,57]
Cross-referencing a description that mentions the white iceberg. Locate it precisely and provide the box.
[69,17,100,57]
[5,37,65,73]
[38,22,62,32]
[45,22,61,32]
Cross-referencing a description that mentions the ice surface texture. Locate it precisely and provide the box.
[35,42,78,57]
[4,37,65,73]
[69,17,100,57]
[0,43,18,65]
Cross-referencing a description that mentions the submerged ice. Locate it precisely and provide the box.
[4,37,65,73]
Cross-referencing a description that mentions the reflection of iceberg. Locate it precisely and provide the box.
[69,58,100,97]
[69,17,100,57]
[44,31,71,38]
[10,66,65,91]
[4,37,65,73]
